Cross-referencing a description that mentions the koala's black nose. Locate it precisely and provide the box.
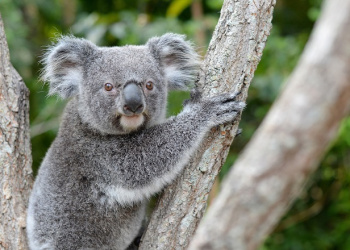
[122,82,145,115]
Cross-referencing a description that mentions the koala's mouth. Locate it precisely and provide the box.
[119,114,145,132]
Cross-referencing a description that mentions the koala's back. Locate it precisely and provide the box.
[27,107,146,249]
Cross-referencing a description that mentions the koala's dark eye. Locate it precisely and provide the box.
[145,81,154,91]
[104,83,113,91]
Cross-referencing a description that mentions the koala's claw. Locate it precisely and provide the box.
[221,92,241,104]
[216,109,239,117]
[203,93,245,126]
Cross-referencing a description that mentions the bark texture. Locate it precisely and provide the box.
[0,15,33,250]
[140,0,276,249]
[189,0,350,249]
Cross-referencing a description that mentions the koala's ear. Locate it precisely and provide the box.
[41,36,97,99]
[147,33,200,90]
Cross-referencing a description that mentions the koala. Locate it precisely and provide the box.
[26,33,245,250]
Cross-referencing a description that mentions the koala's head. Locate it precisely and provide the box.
[42,34,199,134]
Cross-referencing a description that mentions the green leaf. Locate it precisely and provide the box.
[166,0,192,18]
[205,0,224,10]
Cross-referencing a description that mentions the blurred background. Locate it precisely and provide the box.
[1,0,349,249]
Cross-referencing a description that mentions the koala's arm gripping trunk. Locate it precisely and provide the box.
[102,111,208,205]
[96,93,243,205]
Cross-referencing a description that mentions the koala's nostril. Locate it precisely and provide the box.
[135,104,144,114]
[123,104,144,114]
[123,105,130,112]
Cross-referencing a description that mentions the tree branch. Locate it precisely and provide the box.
[0,14,33,249]
[140,0,276,249]
[189,0,350,249]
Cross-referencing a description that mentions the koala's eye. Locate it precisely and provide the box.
[145,81,154,91]
[104,83,113,91]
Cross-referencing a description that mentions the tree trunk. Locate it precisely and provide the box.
[140,0,276,249]
[189,0,350,249]
[0,14,33,250]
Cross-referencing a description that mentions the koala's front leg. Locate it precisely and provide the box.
[106,93,245,205]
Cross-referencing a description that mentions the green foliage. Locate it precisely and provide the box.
[1,0,349,248]
[1,0,32,78]
[167,91,190,116]
[166,0,192,17]
[205,0,224,10]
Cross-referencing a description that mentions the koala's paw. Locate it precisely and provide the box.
[203,92,245,126]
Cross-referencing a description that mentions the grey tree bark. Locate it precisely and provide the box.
[0,14,33,250]
[189,0,350,249]
[140,0,276,249]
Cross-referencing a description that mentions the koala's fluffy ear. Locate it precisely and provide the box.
[41,36,97,99]
[147,33,200,90]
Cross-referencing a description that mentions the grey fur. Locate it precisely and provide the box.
[27,33,245,250]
